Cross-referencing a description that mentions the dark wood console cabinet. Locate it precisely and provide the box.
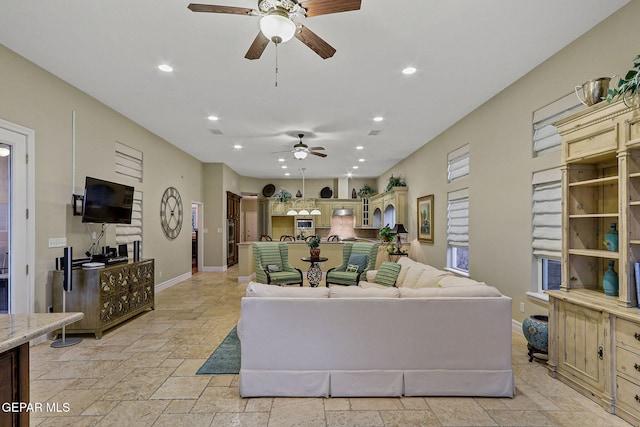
[53,259,154,338]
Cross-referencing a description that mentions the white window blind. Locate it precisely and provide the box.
[447,144,469,183]
[116,190,143,257]
[532,168,562,258]
[115,141,143,182]
[533,92,583,156]
[447,188,469,247]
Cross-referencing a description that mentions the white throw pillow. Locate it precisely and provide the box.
[396,257,416,286]
[414,266,452,288]
[437,275,484,287]
[245,282,329,298]
[401,264,426,288]
[400,285,502,298]
[329,285,400,298]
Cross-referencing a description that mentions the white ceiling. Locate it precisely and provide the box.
[0,0,629,179]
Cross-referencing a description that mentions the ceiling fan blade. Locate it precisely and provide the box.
[245,32,270,60]
[295,25,336,59]
[309,146,325,151]
[300,0,361,17]
[310,151,327,158]
[187,4,255,15]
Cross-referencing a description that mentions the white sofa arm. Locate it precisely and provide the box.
[365,270,378,282]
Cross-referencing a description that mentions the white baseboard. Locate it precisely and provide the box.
[201,265,227,273]
[238,273,255,283]
[156,271,192,292]
[512,319,524,336]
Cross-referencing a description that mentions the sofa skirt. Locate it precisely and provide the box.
[239,369,514,398]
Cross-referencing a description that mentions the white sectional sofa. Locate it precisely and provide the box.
[237,257,514,398]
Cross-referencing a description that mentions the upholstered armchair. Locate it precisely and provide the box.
[326,242,379,287]
[252,242,303,286]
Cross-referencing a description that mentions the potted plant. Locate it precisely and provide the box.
[357,184,377,198]
[607,54,640,108]
[272,188,292,203]
[384,174,406,192]
[379,224,396,243]
[307,235,321,258]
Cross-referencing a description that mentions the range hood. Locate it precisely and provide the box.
[333,208,354,216]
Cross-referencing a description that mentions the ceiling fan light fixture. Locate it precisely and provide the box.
[260,10,296,44]
[293,150,308,159]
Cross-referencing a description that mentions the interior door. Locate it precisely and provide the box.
[0,121,33,314]
[244,211,257,242]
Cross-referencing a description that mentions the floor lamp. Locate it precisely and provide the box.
[51,246,82,348]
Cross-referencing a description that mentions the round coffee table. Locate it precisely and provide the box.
[300,257,329,287]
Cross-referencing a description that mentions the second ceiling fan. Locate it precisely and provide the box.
[188,0,362,60]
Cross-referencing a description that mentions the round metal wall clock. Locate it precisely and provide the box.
[160,187,183,240]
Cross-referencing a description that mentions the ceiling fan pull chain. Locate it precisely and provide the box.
[275,42,279,87]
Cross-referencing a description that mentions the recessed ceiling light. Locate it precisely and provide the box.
[284,172,290,176]
[356,146,364,150]
[358,158,365,162]
[281,165,287,169]
[347,172,353,177]
[158,64,173,72]
[402,66,417,75]
[373,116,384,122]
[233,144,242,149]
[352,166,359,169]
[278,158,285,162]
[208,115,219,121]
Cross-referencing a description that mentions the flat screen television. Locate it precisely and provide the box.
[82,176,134,224]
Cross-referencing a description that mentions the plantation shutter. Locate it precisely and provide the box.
[447,144,469,183]
[532,168,562,258]
[116,190,143,257]
[447,188,469,247]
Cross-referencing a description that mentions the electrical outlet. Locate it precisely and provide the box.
[48,237,67,248]
[520,302,525,313]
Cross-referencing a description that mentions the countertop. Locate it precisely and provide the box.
[0,312,84,352]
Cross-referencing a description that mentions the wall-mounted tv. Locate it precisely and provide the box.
[82,176,134,224]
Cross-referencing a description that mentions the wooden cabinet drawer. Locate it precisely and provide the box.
[616,318,640,352]
[616,346,640,383]
[565,124,617,162]
[617,375,640,418]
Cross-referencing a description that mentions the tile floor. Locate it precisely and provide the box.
[29,267,632,426]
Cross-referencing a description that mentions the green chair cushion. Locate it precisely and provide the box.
[374,262,402,287]
[327,270,359,285]
[269,271,303,284]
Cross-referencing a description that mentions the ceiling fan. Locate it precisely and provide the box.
[279,133,327,159]
[187,0,362,60]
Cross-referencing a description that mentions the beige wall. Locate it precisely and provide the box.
[0,44,203,312]
[377,0,640,323]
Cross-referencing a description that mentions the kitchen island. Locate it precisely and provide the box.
[1,312,84,426]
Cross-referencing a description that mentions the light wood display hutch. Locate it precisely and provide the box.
[547,99,640,425]
[53,259,154,339]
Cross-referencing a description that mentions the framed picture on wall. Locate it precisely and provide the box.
[417,194,434,243]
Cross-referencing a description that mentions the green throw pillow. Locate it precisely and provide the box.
[374,262,401,287]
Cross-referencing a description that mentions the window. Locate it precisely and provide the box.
[533,93,583,157]
[447,188,469,273]
[447,144,469,183]
[115,141,143,182]
[532,168,562,293]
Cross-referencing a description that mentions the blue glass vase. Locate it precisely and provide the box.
[604,223,618,252]
[603,260,619,297]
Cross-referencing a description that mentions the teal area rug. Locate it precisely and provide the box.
[196,326,241,374]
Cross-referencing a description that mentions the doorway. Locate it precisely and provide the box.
[0,120,35,314]
[191,202,203,274]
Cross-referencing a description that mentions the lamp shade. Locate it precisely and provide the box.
[310,208,321,216]
[298,209,309,215]
[392,223,408,234]
[260,12,296,43]
[286,209,297,216]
